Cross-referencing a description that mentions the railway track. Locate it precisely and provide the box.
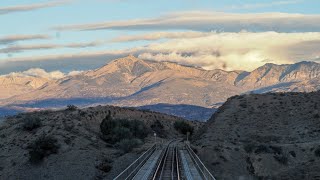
[114,139,215,180]
[152,141,181,180]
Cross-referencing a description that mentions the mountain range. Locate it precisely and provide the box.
[1,55,320,120]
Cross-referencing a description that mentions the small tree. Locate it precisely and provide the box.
[116,138,143,153]
[129,120,149,139]
[66,105,78,111]
[151,120,165,137]
[100,115,149,145]
[22,117,42,131]
[174,120,194,135]
[28,135,60,163]
[315,147,320,157]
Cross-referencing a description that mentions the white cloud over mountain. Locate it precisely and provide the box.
[2,31,320,72]
[1,68,82,79]
[136,31,320,71]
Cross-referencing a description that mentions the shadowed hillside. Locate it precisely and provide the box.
[0,105,200,180]
[137,103,216,121]
[194,91,320,179]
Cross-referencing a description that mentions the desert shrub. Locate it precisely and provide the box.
[269,146,283,154]
[79,110,86,116]
[174,120,194,135]
[111,126,132,143]
[254,145,271,154]
[151,120,165,137]
[96,163,112,173]
[100,115,149,144]
[246,157,255,175]
[239,102,247,108]
[130,120,149,139]
[96,158,113,173]
[289,151,296,158]
[28,135,59,163]
[66,105,78,111]
[244,144,255,153]
[116,138,143,153]
[315,147,320,157]
[100,114,117,137]
[22,117,42,131]
[273,154,288,165]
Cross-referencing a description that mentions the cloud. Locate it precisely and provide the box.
[3,68,65,79]
[2,32,320,72]
[2,49,130,62]
[65,41,103,48]
[0,0,72,15]
[0,34,50,45]
[137,31,320,71]
[111,31,213,42]
[0,41,102,54]
[2,68,85,79]
[68,70,83,76]
[0,44,58,54]
[53,11,320,32]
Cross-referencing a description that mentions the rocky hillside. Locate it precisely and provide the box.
[193,91,320,179]
[0,105,199,180]
[1,56,320,120]
[0,73,52,100]
[137,103,217,121]
[0,55,243,107]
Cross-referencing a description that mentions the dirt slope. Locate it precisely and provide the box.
[0,105,199,180]
[194,91,320,179]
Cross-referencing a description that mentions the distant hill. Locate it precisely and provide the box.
[194,91,320,179]
[137,103,216,121]
[2,56,320,120]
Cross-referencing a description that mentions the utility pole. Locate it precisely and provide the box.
[186,131,190,146]
[154,132,157,148]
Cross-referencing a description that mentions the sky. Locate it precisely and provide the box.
[0,0,320,75]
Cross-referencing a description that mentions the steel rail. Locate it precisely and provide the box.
[114,144,156,180]
[171,147,175,179]
[152,140,175,180]
[186,144,216,180]
[175,147,181,180]
[159,146,170,179]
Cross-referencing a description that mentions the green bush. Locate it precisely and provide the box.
[100,115,149,144]
[116,138,143,153]
[254,145,271,154]
[96,158,113,173]
[28,135,59,163]
[66,105,78,111]
[151,120,165,137]
[22,117,42,131]
[273,154,288,165]
[96,163,112,173]
[130,120,149,139]
[244,144,255,153]
[315,147,320,157]
[174,120,194,135]
[111,126,132,143]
